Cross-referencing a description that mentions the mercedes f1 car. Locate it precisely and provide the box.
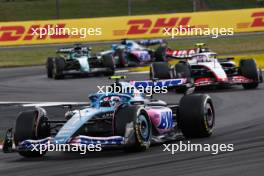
[98,39,168,67]
[151,51,263,90]
[2,76,215,157]
[46,44,115,79]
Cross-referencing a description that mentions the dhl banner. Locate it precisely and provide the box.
[0,8,264,46]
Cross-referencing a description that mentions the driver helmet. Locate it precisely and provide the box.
[74,46,82,55]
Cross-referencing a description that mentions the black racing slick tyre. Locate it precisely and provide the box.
[14,109,50,157]
[239,59,259,89]
[150,62,171,80]
[174,62,192,79]
[114,105,151,152]
[178,94,215,138]
[52,57,65,79]
[154,46,167,62]
[174,62,192,93]
[259,68,263,83]
[102,54,115,76]
[116,49,128,67]
[46,57,54,78]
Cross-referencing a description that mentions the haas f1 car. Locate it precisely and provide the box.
[3,76,215,157]
[98,39,168,67]
[46,44,115,79]
[151,51,263,90]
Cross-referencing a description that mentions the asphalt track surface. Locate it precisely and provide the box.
[0,66,264,176]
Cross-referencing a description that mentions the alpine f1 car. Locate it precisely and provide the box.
[98,39,168,67]
[46,44,115,79]
[150,51,263,90]
[2,76,215,157]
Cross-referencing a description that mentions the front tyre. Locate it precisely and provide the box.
[239,59,259,89]
[14,109,50,157]
[116,49,128,67]
[46,57,54,78]
[150,62,171,80]
[114,105,151,152]
[52,57,65,79]
[178,94,215,138]
[102,54,115,76]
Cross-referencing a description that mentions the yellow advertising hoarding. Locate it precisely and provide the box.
[0,8,264,46]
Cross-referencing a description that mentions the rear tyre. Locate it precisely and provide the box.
[46,57,54,78]
[102,54,115,76]
[178,94,215,138]
[53,57,65,79]
[154,46,167,62]
[14,109,50,157]
[114,105,151,152]
[239,59,259,89]
[150,62,171,79]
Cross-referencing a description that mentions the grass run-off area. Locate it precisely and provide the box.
[0,34,264,68]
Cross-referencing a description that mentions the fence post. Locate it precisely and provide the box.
[193,0,197,12]
[128,0,132,15]
[56,0,60,19]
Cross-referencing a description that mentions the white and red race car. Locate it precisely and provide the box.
[150,51,263,90]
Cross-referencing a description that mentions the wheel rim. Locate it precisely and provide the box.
[137,114,150,141]
[205,103,214,128]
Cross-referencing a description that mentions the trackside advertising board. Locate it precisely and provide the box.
[0,8,264,46]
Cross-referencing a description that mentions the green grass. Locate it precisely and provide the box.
[0,45,109,67]
[0,0,258,22]
[0,34,264,67]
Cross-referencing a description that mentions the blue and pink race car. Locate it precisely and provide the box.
[98,39,168,67]
[3,76,215,157]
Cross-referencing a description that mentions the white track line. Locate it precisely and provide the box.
[0,102,88,107]
[115,70,129,73]
[128,71,149,74]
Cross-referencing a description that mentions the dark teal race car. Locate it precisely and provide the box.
[46,44,115,79]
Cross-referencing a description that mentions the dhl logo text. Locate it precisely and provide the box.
[237,11,264,28]
[0,24,69,42]
[126,17,191,35]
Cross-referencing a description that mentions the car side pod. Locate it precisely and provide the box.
[2,128,14,153]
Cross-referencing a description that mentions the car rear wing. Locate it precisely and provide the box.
[109,76,194,95]
[130,78,195,95]
[137,39,165,46]
[56,44,90,54]
[166,42,212,59]
[130,78,187,88]
[166,48,196,59]
[109,76,189,88]
[218,57,235,62]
